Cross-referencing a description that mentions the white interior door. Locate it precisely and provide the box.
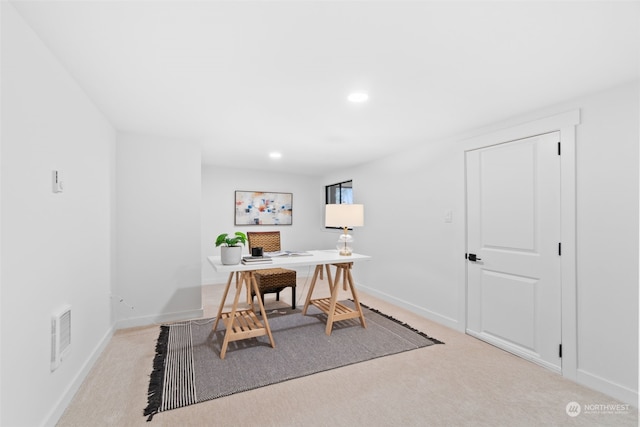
[466,132,562,372]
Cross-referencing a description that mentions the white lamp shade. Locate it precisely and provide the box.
[325,204,364,228]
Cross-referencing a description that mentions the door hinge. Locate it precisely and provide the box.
[559,344,563,358]
[557,142,561,155]
[558,242,562,256]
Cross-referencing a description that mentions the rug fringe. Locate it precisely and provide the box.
[143,325,169,421]
[357,301,445,345]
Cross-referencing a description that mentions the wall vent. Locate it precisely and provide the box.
[51,305,71,371]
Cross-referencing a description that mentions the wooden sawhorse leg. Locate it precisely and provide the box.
[303,263,366,335]
[213,271,275,359]
[324,263,366,335]
[212,272,235,332]
[302,264,333,315]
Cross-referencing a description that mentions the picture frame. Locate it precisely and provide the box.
[234,191,293,225]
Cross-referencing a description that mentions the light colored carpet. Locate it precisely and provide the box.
[57,280,638,426]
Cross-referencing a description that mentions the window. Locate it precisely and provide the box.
[325,180,352,204]
[325,180,353,228]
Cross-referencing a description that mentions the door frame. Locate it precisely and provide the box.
[459,110,579,380]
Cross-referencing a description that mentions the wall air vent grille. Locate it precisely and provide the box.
[51,305,71,371]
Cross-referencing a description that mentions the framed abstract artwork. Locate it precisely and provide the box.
[234,191,293,225]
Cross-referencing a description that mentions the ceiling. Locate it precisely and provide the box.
[10,1,640,175]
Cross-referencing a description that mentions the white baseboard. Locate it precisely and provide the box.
[357,284,461,331]
[43,325,115,427]
[576,369,639,407]
[115,308,204,330]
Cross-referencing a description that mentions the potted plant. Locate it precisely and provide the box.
[216,231,247,265]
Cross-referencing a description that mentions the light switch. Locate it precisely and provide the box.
[52,170,64,193]
[444,209,453,223]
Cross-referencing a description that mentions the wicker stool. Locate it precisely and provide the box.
[247,231,297,309]
[253,268,297,309]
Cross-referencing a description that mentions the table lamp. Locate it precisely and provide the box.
[325,204,364,256]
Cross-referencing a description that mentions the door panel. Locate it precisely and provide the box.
[466,132,561,372]
[481,270,537,350]
[481,142,536,251]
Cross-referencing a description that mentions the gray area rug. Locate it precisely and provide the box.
[144,301,443,420]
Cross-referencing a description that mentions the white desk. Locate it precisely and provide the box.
[207,250,371,358]
[207,250,371,272]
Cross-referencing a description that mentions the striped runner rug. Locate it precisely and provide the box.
[144,301,443,420]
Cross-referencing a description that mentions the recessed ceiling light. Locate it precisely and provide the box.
[269,152,282,159]
[347,92,369,103]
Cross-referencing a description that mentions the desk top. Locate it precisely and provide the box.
[207,250,371,273]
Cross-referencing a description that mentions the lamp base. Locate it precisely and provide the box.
[337,231,353,256]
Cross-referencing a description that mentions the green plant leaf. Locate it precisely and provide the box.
[234,231,247,245]
[215,231,247,247]
[215,233,229,247]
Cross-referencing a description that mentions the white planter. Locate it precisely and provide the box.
[221,246,243,265]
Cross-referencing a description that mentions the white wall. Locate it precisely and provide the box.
[201,165,325,284]
[1,4,116,426]
[115,133,202,328]
[572,83,638,402]
[322,81,639,405]
[322,141,462,325]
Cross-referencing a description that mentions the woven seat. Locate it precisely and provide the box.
[247,231,297,309]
